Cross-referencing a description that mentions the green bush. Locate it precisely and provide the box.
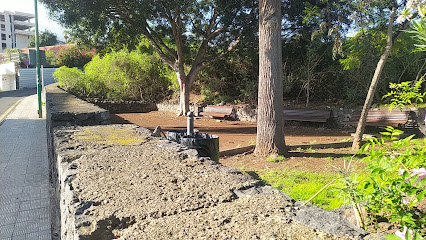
[53,50,174,102]
[53,66,88,95]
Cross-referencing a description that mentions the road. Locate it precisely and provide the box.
[0,88,36,120]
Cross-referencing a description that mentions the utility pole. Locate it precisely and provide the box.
[34,0,42,118]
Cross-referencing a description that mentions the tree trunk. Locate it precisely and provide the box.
[255,0,286,156]
[176,71,191,116]
[352,7,396,150]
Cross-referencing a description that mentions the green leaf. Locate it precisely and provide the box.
[405,229,412,240]
[416,191,425,202]
[418,177,426,187]
[384,234,403,240]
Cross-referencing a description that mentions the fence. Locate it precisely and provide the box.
[18,67,57,89]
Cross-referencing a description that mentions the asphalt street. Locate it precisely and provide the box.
[0,88,36,119]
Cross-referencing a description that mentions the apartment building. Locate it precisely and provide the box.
[0,11,35,52]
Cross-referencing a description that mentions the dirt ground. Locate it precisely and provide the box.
[111,111,358,174]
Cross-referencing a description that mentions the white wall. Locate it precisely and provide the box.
[0,12,13,52]
[15,34,31,48]
[0,62,17,91]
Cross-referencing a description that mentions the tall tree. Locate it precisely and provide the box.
[40,0,256,115]
[28,30,58,47]
[255,0,286,156]
[351,0,416,150]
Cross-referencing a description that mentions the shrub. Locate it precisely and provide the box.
[56,45,94,68]
[53,66,86,94]
[53,50,174,102]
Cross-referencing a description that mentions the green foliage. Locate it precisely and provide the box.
[338,27,424,104]
[382,77,426,111]
[198,48,258,104]
[27,30,58,47]
[54,50,174,102]
[53,66,88,95]
[358,128,426,232]
[266,155,286,163]
[56,45,94,68]
[406,17,426,52]
[45,49,60,67]
[259,170,344,210]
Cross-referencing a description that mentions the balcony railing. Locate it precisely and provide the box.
[14,20,35,29]
[14,29,34,36]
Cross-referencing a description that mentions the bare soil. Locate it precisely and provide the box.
[111,111,357,174]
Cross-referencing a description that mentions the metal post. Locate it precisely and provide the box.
[187,111,194,136]
[34,0,42,118]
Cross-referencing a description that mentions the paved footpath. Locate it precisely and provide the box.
[0,94,51,240]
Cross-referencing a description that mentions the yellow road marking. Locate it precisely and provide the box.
[0,99,23,125]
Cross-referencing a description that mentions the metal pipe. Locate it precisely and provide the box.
[34,0,42,118]
[187,111,194,136]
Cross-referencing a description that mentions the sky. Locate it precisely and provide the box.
[1,0,66,41]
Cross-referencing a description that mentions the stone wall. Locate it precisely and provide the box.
[84,99,157,114]
[52,124,372,240]
[45,84,111,239]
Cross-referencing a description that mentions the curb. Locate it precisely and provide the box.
[0,99,23,126]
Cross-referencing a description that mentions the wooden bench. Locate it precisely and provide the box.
[283,109,331,123]
[201,105,234,118]
[345,109,411,127]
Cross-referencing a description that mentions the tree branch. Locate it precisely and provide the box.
[143,29,175,66]
[145,24,178,60]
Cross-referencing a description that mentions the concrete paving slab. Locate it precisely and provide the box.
[0,94,51,240]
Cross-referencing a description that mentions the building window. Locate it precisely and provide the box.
[2,43,6,48]
[1,34,6,40]
[0,24,5,31]
[0,15,5,22]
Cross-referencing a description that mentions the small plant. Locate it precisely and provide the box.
[386,226,425,240]
[266,154,286,163]
[306,146,317,153]
[248,139,255,145]
[382,77,426,111]
[355,127,426,232]
[310,140,318,144]
[340,138,353,142]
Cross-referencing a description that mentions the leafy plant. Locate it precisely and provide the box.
[359,127,426,233]
[382,77,426,111]
[405,16,426,52]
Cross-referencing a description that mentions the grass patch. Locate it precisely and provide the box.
[266,154,286,162]
[258,169,344,210]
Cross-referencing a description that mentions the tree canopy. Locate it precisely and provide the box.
[41,0,256,114]
[28,29,58,47]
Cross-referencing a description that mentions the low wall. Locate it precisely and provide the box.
[53,124,371,240]
[45,84,111,239]
[45,86,383,239]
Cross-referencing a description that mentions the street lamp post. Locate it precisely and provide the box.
[34,0,42,118]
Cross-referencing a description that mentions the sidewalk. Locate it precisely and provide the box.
[0,94,51,240]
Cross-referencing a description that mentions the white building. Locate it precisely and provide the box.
[0,11,35,52]
[0,62,17,91]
